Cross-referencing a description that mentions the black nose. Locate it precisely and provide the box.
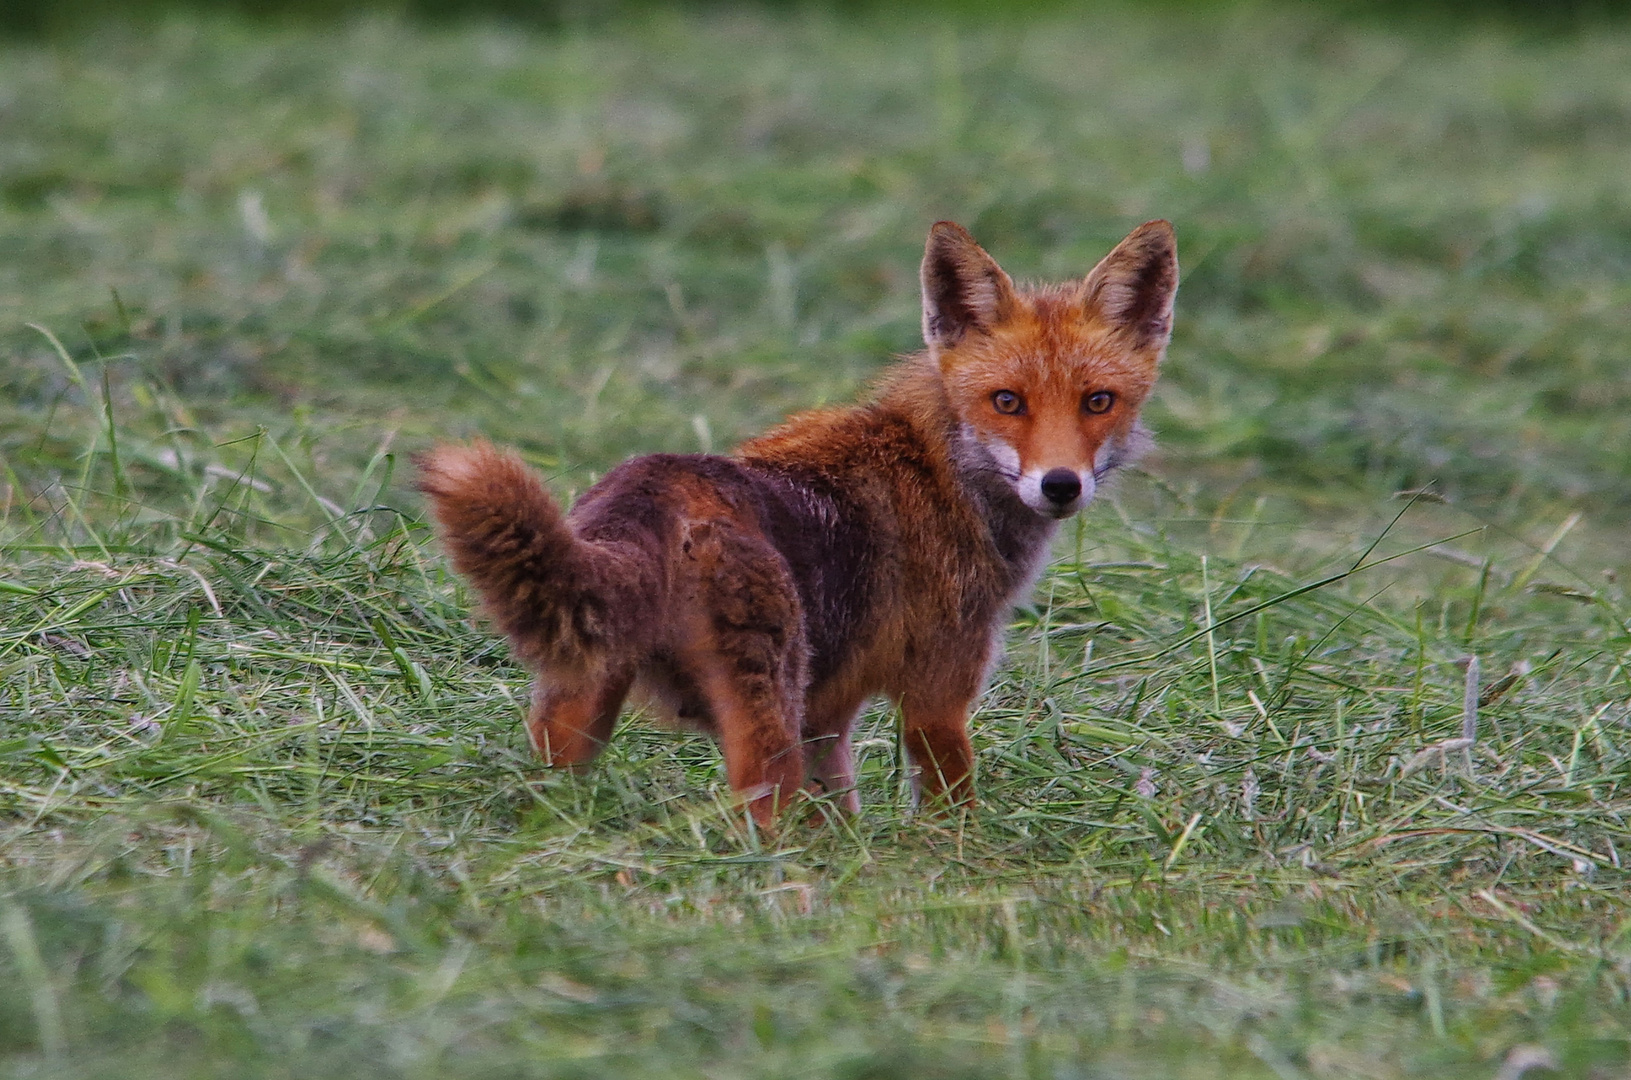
[1040,468,1081,505]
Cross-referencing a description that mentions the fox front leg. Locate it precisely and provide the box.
[899,690,977,812]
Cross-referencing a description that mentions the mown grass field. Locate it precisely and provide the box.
[2,4,1630,1077]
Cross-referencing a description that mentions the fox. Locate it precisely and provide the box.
[415,219,1177,827]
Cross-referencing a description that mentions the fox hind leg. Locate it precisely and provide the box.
[527,669,633,767]
[807,732,860,816]
[696,657,805,828]
[803,685,868,816]
[684,524,809,828]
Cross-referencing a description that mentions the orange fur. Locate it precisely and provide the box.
[416,220,1177,827]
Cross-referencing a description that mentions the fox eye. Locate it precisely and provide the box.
[991,390,1025,415]
[1083,390,1115,415]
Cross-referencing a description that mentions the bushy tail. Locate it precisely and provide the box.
[415,441,621,670]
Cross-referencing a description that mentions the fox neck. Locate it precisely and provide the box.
[953,424,1059,586]
[881,355,1059,588]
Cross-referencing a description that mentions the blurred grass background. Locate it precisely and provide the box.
[2,2,1630,1077]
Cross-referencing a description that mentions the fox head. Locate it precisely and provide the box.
[921,220,1177,520]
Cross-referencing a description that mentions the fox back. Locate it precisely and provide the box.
[417,219,1177,827]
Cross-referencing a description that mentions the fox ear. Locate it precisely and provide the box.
[1082,220,1178,351]
[921,221,1017,350]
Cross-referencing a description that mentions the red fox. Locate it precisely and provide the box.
[416,220,1177,826]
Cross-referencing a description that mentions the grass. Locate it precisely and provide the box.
[2,3,1630,1076]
